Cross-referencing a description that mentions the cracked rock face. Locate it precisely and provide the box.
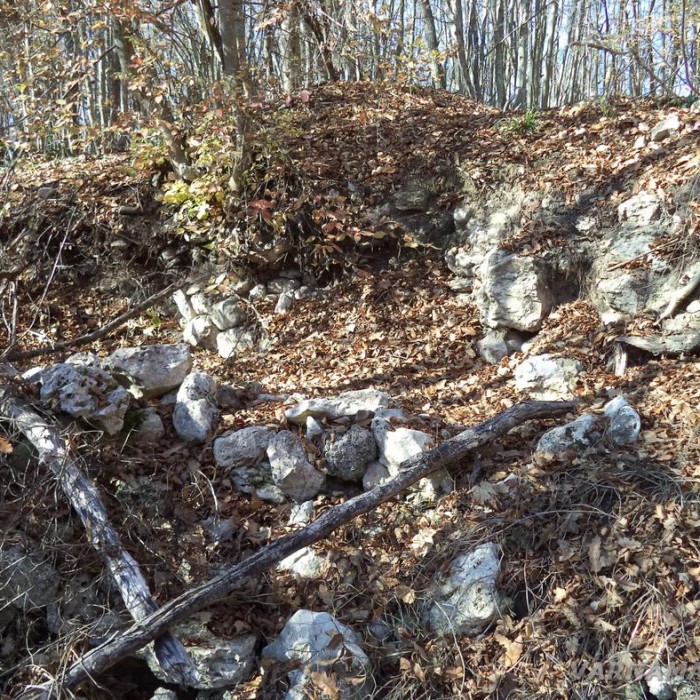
[424,543,503,637]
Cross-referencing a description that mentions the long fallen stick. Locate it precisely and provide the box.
[2,281,180,362]
[0,380,199,693]
[29,399,575,698]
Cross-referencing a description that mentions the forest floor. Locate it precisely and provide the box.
[1,83,700,699]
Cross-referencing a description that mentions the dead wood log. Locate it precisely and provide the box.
[0,381,199,692]
[35,399,575,698]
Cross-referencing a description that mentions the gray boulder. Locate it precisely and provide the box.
[210,298,247,331]
[183,316,218,350]
[107,344,192,399]
[173,372,220,443]
[604,396,641,446]
[323,425,377,481]
[536,414,600,453]
[424,543,502,637]
[650,113,681,142]
[477,250,553,332]
[143,618,256,689]
[372,410,434,476]
[217,328,256,359]
[514,354,582,400]
[285,389,390,424]
[213,426,274,469]
[38,354,130,434]
[267,431,325,502]
[132,408,165,444]
[262,610,372,700]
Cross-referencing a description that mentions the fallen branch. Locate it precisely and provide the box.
[32,399,575,698]
[0,381,199,692]
[3,282,180,362]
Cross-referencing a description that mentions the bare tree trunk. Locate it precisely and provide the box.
[418,0,446,88]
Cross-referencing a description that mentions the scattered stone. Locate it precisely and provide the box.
[323,425,377,481]
[189,292,212,316]
[173,372,220,443]
[305,416,324,441]
[650,113,680,142]
[183,316,218,350]
[372,416,434,476]
[424,543,502,637]
[274,292,294,314]
[217,328,256,359]
[267,430,325,502]
[618,191,660,227]
[604,396,641,446]
[172,289,196,322]
[514,354,582,400]
[213,426,274,469]
[132,408,165,443]
[645,665,674,700]
[227,461,286,504]
[363,461,392,490]
[149,689,178,700]
[267,278,300,294]
[288,500,315,526]
[248,283,267,299]
[216,384,242,411]
[143,618,256,689]
[107,344,192,399]
[278,546,327,578]
[262,610,372,699]
[209,298,247,331]
[536,414,600,453]
[285,389,390,424]
[38,355,130,434]
[477,328,526,363]
[414,469,454,504]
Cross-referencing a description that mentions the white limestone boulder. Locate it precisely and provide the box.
[107,344,192,399]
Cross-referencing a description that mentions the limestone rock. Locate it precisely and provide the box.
[650,113,680,142]
[143,618,256,689]
[38,354,130,434]
[323,425,377,481]
[262,610,372,700]
[210,298,247,331]
[478,250,553,332]
[514,354,582,400]
[285,389,390,424]
[267,430,325,502]
[172,372,220,443]
[603,396,641,446]
[217,328,256,359]
[183,315,218,350]
[424,543,502,637]
[213,426,274,469]
[107,344,192,399]
[536,414,600,453]
[132,408,165,444]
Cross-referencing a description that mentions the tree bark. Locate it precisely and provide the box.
[0,379,199,695]
[30,399,576,697]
